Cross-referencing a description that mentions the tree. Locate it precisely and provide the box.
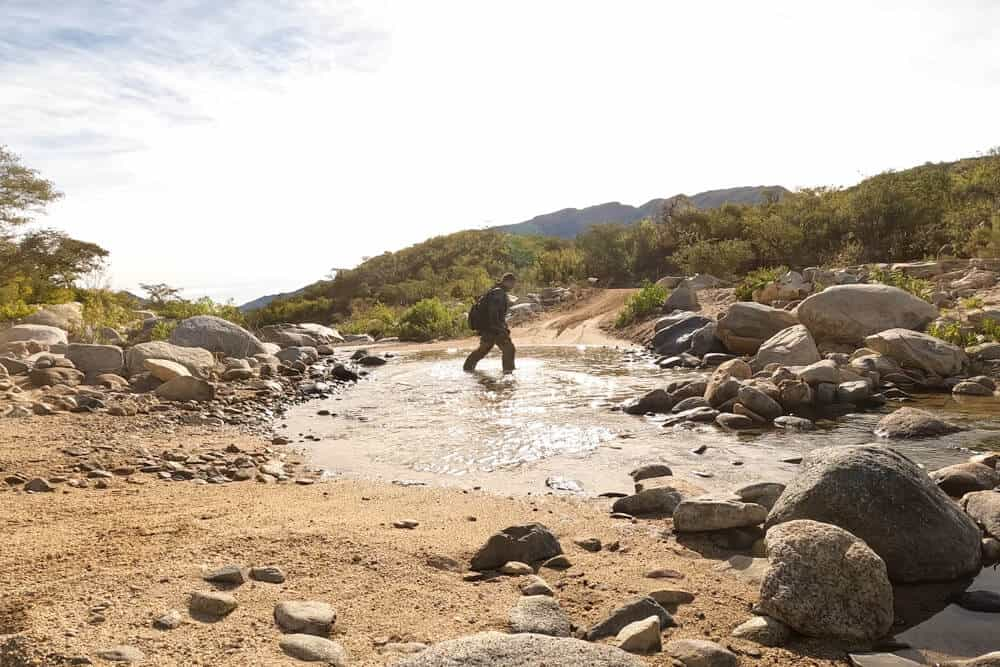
[1,145,62,231]
[140,282,183,305]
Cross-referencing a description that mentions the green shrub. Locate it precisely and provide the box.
[926,321,975,347]
[154,297,245,325]
[671,239,755,280]
[150,320,178,341]
[615,282,667,328]
[397,298,469,342]
[340,302,400,339]
[868,267,934,302]
[0,300,37,322]
[734,266,788,302]
[961,296,985,310]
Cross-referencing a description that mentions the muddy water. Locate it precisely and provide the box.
[281,344,1000,662]
[283,345,1000,495]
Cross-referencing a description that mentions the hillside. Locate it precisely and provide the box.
[493,185,789,239]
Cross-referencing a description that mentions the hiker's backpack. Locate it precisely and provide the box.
[468,292,490,331]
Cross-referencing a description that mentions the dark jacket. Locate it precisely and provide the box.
[482,286,509,335]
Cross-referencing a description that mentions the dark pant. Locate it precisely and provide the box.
[463,331,516,372]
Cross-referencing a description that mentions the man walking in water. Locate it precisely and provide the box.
[464,273,517,373]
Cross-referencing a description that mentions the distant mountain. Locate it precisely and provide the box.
[239,290,302,313]
[493,185,789,239]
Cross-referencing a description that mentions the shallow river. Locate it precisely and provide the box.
[281,344,1000,662]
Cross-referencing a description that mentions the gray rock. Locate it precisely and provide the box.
[715,413,755,431]
[760,520,893,640]
[648,589,694,606]
[95,645,145,663]
[672,396,710,412]
[767,445,982,583]
[24,477,54,492]
[652,314,713,356]
[849,653,925,667]
[673,498,767,532]
[623,389,673,415]
[29,366,84,387]
[717,303,798,355]
[203,565,245,585]
[629,463,672,482]
[519,575,554,596]
[734,482,785,510]
[153,609,183,630]
[169,315,268,358]
[930,463,999,496]
[508,595,571,637]
[774,415,815,431]
[753,325,821,370]
[587,596,674,640]
[938,652,1000,667]
[874,407,962,439]
[127,341,215,379]
[663,639,737,667]
[279,634,349,665]
[798,359,840,385]
[250,565,286,583]
[737,385,783,420]
[612,487,682,517]
[189,591,237,618]
[0,324,68,346]
[274,600,337,636]
[704,372,741,408]
[798,285,939,345]
[66,343,124,376]
[394,632,645,667]
[961,491,1000,539]
[154,376,215,402]
[837,380,871,403]
[864,328,967,377]
[664,286,699,312]
[954,380,994,396]
[616,615,661,654]
[731,615,791,646]
[260,323,344,348]
[470,524,562,571]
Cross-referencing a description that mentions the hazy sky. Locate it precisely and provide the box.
[3,1,999,304]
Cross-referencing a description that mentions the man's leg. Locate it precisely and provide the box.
[497,333,516,373]
[463,333,496,371]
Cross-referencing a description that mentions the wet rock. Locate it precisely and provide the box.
[95,646,145,663]
[250,566,286,584]
[715,413,755,431]
[837,380,871,403]
[760,520,893,640]
[652,314,713,356]
[767,445,982,583]
[189,591,238,618]
[773,415,815,431]
[279,634,349,665]
[954,380,995,396]
[672,498,767,532]
[672,396,710,412]
[731,615,791,647]
[663,639,737,667]
[470,524,562,571]
[984,538,1000,564]
[508,595,571,637]
[874,407,962,439]
[629,463,672,482]
[737,385,782,420]
[545,476,583,492]
[704,373,741,408]
[662,407,719,426]
[616,616,661,654]
[951,590,1000,613]
[274,600,337,636]
[623,389,673,415]
[930,463,999,496]
[393,632,645,667]
[587,596,674,640]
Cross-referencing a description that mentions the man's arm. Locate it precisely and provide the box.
[487,288,509,334]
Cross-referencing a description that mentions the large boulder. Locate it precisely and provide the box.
[864,328,967,377]
[874,407,962,439]
[21,302,84,331]
[930,463,999,497]
[126,341,215,379]
[0,324,68,346]
[394,632,645,667]
[797,285,938,345]
[766,445,982,582]
[759,520,893,640]
[144,358,191,382]
[752,325,820,370]
[259,323,345,348]
[717,303,798,355]
[664,287,699,312]
[169,315,268,358]
[470,524,562,571]
[66,344,124,376]
[30,366,84,387]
